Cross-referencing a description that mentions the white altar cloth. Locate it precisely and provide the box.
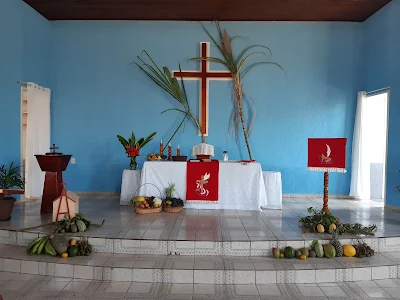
[138,161,268,211]
[120,169,141,205]
[262,171,282,209]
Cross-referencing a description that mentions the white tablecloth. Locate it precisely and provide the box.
[120,169,141,205]
[138,161,267,211]
[262,171,282,210]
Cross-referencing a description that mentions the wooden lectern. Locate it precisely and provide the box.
[35,144,71,213]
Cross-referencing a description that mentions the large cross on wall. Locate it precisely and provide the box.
[173,42,233,136]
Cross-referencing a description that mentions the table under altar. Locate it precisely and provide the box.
[137,161,267,211]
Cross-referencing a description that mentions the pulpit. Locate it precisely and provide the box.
[35,144,71,213]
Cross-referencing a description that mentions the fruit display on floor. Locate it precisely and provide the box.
[299,207,377,235]
[272,235,374,260]
[53,212,105,234]
[27,235,93,258]
[164,182,184,208]
[133,196,162,209]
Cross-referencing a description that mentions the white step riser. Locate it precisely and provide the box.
[1,258,399,284]
[2,230,400,255]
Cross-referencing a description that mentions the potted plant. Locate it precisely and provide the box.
[0,163,24,221]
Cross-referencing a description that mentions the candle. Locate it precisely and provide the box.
[178,145,180,149]
[168,144,172,161]
[177,145,181,156]
[159,139,164,155]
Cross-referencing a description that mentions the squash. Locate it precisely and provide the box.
[76,220,87,232]
[343,245,356,257]
[51,235,69,255]
[316,224,325,233]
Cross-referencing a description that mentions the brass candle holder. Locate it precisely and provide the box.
[168,145,172,161]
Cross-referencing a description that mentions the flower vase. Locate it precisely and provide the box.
[130,157,138,170]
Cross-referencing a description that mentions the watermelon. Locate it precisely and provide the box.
[284,247,295,259]
[323,244,336,258]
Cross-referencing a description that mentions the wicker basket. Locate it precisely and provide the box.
[164,206,184,213]
[131,183,163,215]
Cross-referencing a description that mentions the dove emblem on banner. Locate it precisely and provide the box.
[196,172,210,196]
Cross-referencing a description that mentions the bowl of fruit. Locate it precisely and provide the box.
[146,154,167,161]
[132,196,163,214]
[164,197,184,213]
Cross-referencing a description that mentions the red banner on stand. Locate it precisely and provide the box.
[186,161,219,203]
[307,138,347,173]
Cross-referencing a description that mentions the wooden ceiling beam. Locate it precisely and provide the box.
[23,0,391,22]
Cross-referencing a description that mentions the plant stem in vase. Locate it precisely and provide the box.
[130,157,138,170]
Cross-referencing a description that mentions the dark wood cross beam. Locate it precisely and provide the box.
[50,144,59,153]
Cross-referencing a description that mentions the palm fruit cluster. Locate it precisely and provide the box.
[77,238,93,256]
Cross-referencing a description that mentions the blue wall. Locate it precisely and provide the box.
[0,0,50,164]
[364,0,400,206]
[49,21,362,193]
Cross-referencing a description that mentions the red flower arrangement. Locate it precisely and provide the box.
[117,131,156,170]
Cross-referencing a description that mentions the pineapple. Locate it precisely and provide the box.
[331,229,343,257]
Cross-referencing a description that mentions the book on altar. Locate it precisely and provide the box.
[191,143,214,156]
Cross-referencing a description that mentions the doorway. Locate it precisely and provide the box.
[365,90,390,203]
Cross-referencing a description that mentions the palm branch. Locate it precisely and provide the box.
[190,21,285,160]
[135,51,205,146]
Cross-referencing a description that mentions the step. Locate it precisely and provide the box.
[2,244,400,284]
[1,229,400,255]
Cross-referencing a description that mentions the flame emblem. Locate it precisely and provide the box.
[196,172,210,196]
[320,144,332,163]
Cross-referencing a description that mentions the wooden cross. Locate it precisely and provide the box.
[173,42,233,136]
[49,144,59,154]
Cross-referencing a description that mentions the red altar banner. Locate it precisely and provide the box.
[307,138,347,173]
[186,161,219,203]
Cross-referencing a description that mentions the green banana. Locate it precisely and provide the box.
[37,238,47,254]
[45,240,57,256]
[30,238,43,254]
[27,237,42,251]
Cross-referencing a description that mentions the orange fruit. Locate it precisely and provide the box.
[70,239,77,246]
[61,252,68,258]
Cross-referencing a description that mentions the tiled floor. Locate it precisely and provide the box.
[1,271,400,299]
[0,196,394,241]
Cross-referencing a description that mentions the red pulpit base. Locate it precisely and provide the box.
[41,171,63,213]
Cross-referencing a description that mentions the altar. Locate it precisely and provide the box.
[137,161,267,211]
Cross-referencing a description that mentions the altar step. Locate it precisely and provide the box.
[2,230,400,256]
[1,244,400,284]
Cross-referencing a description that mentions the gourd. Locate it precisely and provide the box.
[51,235,69,255]
[312,240,324,258]
[68,245,79,257]
[76,220,87,232]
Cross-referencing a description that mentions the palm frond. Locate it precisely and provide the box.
[241,61,286,79]
[188,56,231,70]
[237,51,271,73]
[235,45,272,64]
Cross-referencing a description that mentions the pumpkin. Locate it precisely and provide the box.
[317,224,325,233]
[343,245,356,257]
[329,224,337,232]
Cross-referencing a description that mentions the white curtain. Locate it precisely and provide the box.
[349,91,370,199]
[25,83,51,198]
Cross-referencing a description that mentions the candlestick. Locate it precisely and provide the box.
[160,140,164,155]
[177,148,181,156]
[168,145,172,161]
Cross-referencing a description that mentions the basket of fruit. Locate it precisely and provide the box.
[131,183,163,214]
[164,183,184,213]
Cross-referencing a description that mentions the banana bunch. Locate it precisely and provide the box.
[27,236,57,256]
